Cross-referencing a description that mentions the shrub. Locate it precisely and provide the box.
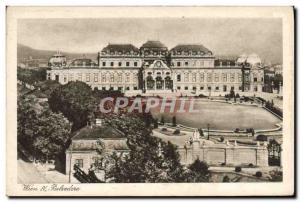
[235,166,242,172]
[234,128,240,133]
[172,116,177,127]
[256,134,268,142]
[199,94,207,98]
[221,162,226,166]
[219,136,224,142]
[199,128,204,136]
[255,171,262,178]
[161,128,167,132]
[153,119,158,129]
[160,116,165,125]
[223,175,230,182]
[235,93,240,98]
[248,163,254,168]
[173,129,180,135]
[270,170,283,182]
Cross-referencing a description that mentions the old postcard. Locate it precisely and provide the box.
[6,6,294,196]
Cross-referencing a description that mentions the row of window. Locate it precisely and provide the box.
[171,51,212,56]
[174,60,214,67]
[176,73,243,83]
[176,85,241,91]
[102,61,139,67]
[96,86,138,91]
[60,72,138,83]
[101,51,139,56]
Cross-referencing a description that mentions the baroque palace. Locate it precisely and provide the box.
[47,40,264,95]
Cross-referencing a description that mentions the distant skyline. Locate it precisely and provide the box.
[18,18,282,64]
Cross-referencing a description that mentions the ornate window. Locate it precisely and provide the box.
[134,62,138,67]
[110,62,114,67]
[184,73,189,82]
[177,74,181,82]
[63,75,67,82]
[200,61,204,67]
[230,73,235,82]
[94,73,98,82]
[146,76,155,90]
[200,73,204,82]
[192,73,196,82]
[252,73,257,82]
[133,73,138,82]
[86,73,90,82]
[126,62,130,67]
[69,73,73,81]
[101,74,106,82]
[207,73,212,82]
[222,73,227,82]
[238,73,242,82]
[214,73,219,82]
[110,74,114,82]
[125,73,130,82]
[75,159,83,168]
[177,61,181,67]
[118,74,122,83]
[77,73,82,81]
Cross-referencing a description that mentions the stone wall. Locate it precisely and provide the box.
[178,140,268,167]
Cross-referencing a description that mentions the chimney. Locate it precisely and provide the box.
[97,52,100,67]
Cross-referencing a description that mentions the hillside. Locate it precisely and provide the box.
[17,44,98,63]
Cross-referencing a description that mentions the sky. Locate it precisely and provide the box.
[18,18,282,64]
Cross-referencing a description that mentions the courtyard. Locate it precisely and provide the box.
[151,99,282,131]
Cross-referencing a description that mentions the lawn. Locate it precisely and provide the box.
[151,100,281,130]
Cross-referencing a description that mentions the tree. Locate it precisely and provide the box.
[17,67,47,85]
[17,96,39,156]
[105,113,186,183]
[256,134,268,142]
[160,116,165,125]
[230,89,235,99]
[172,116,177,127]
[184,159,210,182]
[34,80,61,97]
[32,110,71,161]
[198,128,204,136]
[153,119,158,128]
[223,175,230,182]
[48,81,97,131]
[18,96,71,161]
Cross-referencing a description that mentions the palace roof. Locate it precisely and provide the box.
[102,44,139,53]
[72,125,125,140]
[70,138,129,151]
[140,40,167,49]
[170,44,212,54]
[69,58,97,67]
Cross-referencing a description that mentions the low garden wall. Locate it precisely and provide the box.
[177,140,269,167]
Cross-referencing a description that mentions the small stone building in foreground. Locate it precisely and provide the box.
[65,122,129,182]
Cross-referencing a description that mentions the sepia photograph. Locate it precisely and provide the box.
[6,6,294,196]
